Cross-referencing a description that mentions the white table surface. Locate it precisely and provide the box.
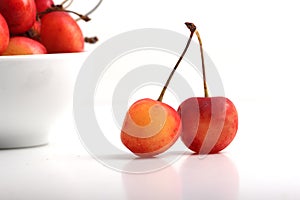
[1,99,299,200]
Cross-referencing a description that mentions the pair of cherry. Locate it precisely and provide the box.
[121,23,238,157]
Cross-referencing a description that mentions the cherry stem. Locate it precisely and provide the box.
[60,0,73,9]
[38,0,102,21]
[195,30,209,97]
[75,0,103,21]
[38,5,91,22]
[84,0,103,17]
[65,10,91,21]
[157,22,196,102]
[84,36,99,44]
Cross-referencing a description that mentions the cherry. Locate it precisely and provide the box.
[0,0,36,35]
[0,0,101,55]
[177,23,238,154]
[34,0,54,13]
[2,36,47,55]
[120,23,196,157]
[40,11,84,53]
[0,13,9,54]
[26,20,42,41]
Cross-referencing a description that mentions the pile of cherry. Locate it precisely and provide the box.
[0,0,95,55]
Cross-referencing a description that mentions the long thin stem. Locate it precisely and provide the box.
[76,0,104,21]
[38,6,91,22]
[157,22,196,102]
[60,0,73,8]
[85,0,103,16]
[195,30,209,97]
[40,0,103,22]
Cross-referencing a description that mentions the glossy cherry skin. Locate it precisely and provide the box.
[0,13,9,54]
[121,98,181,157]
[0,0,36,35]
[35,0,54,13]
[40,11,84,53]
[177,97,238,154]
[2,36,47,55]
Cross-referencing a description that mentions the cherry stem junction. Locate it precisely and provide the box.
[157,22,196,102]
[38,5,91,21]
[195,30,209,97]
[38,0,104,22]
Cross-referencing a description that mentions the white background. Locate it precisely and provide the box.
[1,0,300,199]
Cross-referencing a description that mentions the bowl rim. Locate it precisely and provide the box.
[0,51,90,61]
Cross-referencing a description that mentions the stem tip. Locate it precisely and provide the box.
[185,22,197,33]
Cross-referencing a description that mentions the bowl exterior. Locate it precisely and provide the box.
[0,53,86,148]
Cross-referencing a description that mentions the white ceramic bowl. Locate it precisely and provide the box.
[0,53,87,149]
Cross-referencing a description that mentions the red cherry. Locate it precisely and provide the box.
[178,97,238,154]
[0,0,36,35]
[177,25,238,154]
[2,36,47,55]
[34,0,54,13]
[26,20,42,41]
[0,13,9,54]
[40,11,84,53]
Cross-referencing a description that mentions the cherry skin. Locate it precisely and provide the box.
[0,13,9,54]
[2,36,47,55]
[0,0,36,35]
[121,98,181,157]
[26,20,42,41]
[40,11,84,53]
[178,97,238,154]
[34,0,54,13]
